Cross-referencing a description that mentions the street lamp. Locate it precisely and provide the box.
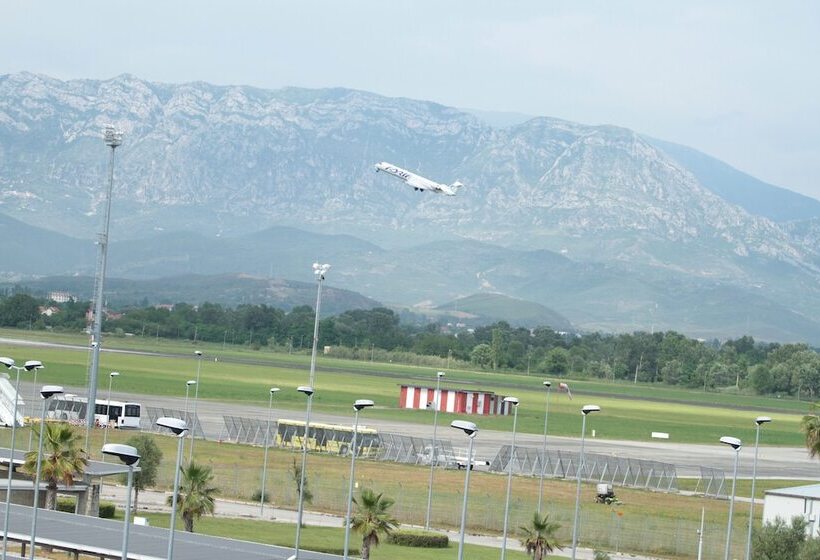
[571,404,601,560]
[0,358,43,560]
[183,380,196,435]
[745,417,772,560]
[101,371,120,456]
[308,263,330,389]
[259,387,280,517]
[189,351,203,461]
[27,357,47,452]
[291,385,315,560]
[500,396,520,560]
[424,370,445,531]
[721,435,742,560]
[156,417,189,560]
[451,420,478,560]
[102,443,140,560]
[29,385,63,560]
[343,399,375,560]
[537,380,552,514]
[86,126,123,451]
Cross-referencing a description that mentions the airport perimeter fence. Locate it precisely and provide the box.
[142,406,206,438]
[694,466,728,498]
[490,444,679,492]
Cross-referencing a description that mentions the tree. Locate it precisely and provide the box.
[519,512,562,560]
[167,461,218,532]
[22,423,88,510]
[542,348,571,376]
[351,488,399,560]
[752,516,806,560]
[801,405,820,459]
[290,458,313,504]
[470,344,493,369]
[121,434,163,512]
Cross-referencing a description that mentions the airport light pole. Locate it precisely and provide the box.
[259,387,280,517]
[571,404,601,560]
[183,380,196,434]
[101,371,120,457]
[0,358,42,560]
[102,444,140,560]
[537,380,552,514]
[451,420,478,560]
[343,399,375,560]
[308,263,330,389]
[290,386,315,560]
[721,436,742,560]
[86,125,122,452]
[29,385,63,560]
[745,417,772,560]
[500,396,520,560]
[156,417,189,560]
[27,359,45,452]
[189,351,203,461]
[424,371,445,530]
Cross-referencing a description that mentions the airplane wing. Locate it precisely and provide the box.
[406,176,432,191]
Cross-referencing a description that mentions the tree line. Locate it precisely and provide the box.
[1,292,818,398]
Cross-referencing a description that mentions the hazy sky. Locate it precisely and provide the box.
[3,1,819,200]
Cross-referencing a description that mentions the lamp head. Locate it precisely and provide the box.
[755,416,772,426]
[156,417,189,436]
[451,420,478,438]
[720,436,742,451]
[0,357,14,369]
[503,396,519,405]
[312,262,331,279]
[102,443,140,466]
[24,360,44,371]
[581,404,601,415]
[194,351,203,357]
[353,399,375,411]
[186,380,197,386]
[436,371,445,378]
[543,380,552,388]
[40,385,63,399]
[297,385,314,397]
[270,387,281,394]
[109,371,120,378]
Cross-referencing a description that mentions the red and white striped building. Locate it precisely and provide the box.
[399,384,513,416]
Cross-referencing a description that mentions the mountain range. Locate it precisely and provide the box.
[0,72,818,343]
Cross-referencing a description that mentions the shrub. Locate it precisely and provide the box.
[250,489,270,503]
[98,502,117,519]
[56,498,76,513]
[386,529,449,548]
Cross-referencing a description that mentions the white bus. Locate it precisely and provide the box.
[47,395,142,429]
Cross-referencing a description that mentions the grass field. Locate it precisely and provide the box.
[0,328,811,446]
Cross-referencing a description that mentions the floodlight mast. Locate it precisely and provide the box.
[86,125,122,452]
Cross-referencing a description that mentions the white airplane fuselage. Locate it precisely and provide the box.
[374,162,462,196]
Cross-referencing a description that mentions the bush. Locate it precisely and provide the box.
[98,502,117,519]
[250,489,270,503]
[56,498,76,513]
[386,529,449,548]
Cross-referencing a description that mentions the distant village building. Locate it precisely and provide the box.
[48,291,73,303]
[399,384,513,416]
[39,306,60,317]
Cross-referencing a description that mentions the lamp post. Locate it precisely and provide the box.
[101,371,120,456]
[343,399,375,560]
[308,263,329,389]
[183,380,196,434]
[0,358,43,560]
[424,371,445,531]
[102,444,140,560]
[451,420,478,560]
[189,351,203,461]
[571,404,601,560]
[156,417,189,560]
[86,126,122,452]
[537,380,552,514]
[500,396,520,560]
[29,385,63,560]
[745,417,772,560]
[290,386,315,560]
[259,387,280,517]
[28,359,45,452]
[721,435,742,560]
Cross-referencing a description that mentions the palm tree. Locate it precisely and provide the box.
[351,488,399,560]
[167,461,218,532]
[22,422,88,510]
[519,512,562,560]
[802,406,820,458]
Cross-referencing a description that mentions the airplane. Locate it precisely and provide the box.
[374,162,463,196]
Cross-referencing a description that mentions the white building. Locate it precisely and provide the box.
[763,483,820,536]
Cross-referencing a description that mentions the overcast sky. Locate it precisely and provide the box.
[3,1,819,200]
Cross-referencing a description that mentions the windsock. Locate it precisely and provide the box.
[559,382,573,400]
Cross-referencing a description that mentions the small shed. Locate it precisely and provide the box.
[763,483,820,536]
[399,384,513,416]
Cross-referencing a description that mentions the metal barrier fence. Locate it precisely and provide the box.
[488,445,678,492]
[142,406,205,438]
[375,433,458,467]
[694,466,727,498]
